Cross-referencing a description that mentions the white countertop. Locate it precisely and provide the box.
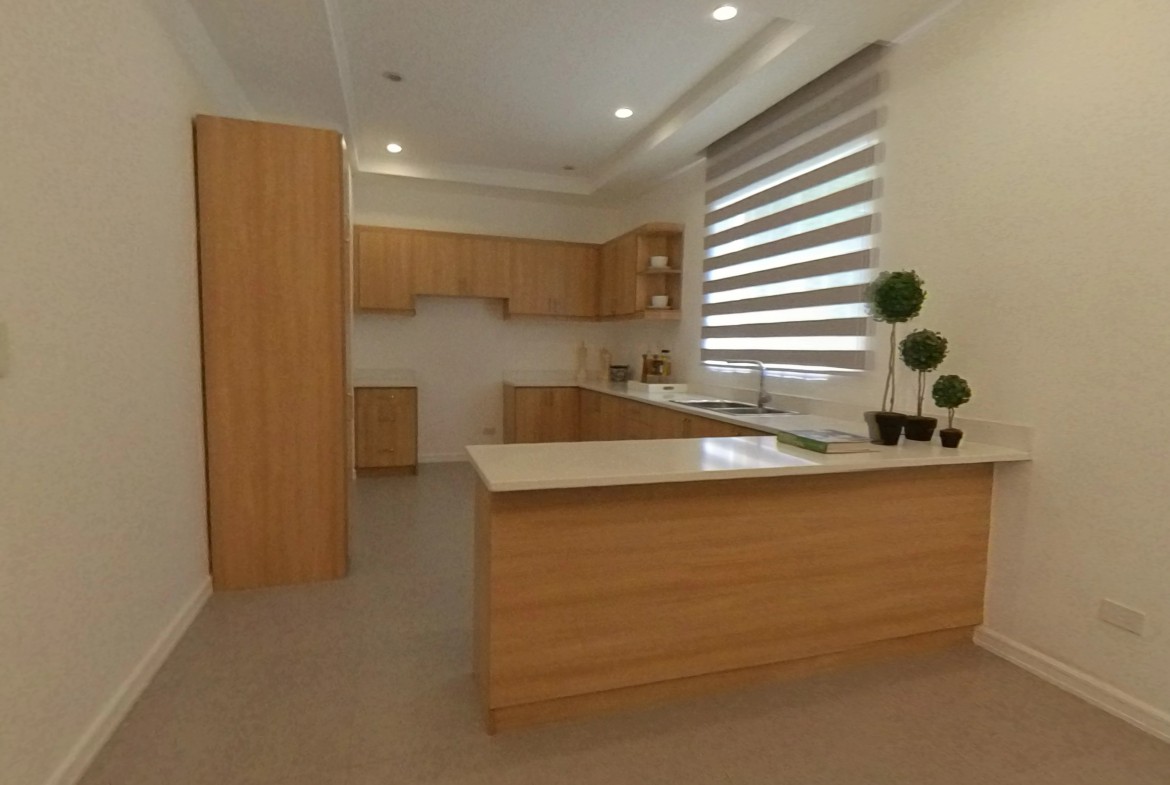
[467,434,1029,492]
[352,368,417,388]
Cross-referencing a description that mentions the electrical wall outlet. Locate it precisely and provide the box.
[1098,599,1147,636]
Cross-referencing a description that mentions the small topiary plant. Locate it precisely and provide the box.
[932,374,972,429]
[867,270,926,412]
[900,329,949,417]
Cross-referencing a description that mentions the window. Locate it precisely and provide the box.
[702,44,887,374]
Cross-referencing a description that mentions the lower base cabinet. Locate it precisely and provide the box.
[506,387,769,444]
[355,387,418,473]
[503,385,581,443]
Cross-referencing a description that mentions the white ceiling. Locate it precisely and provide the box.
[187,0,955,200]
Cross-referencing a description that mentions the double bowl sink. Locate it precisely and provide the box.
[674,400,792,416]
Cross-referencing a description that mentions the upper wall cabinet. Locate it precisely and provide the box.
[355,226,511,312]
[602,223,684,321]
[412,231,511,300]
[599,232,638,317]
[507,240,599,318]
[354,222,682,322]
[355,226,414,312]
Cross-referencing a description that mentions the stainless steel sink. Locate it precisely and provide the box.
[676,400,791,415]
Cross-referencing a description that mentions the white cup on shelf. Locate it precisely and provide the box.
[650,295,670,309]
[649,256,669,269]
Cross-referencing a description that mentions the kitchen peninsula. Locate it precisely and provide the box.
[468,412,1029,733]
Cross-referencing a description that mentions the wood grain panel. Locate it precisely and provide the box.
[195,115,347,590]
[489,627,974,732]
[508,240,600,318]
[502,384,517,444]
[354,387,417,470]
[579,390,603,441]
[596,392,627,440]
[462,235,512,298]
[355,226,414,311]
[478,464,993,708]
[511,387,580,443]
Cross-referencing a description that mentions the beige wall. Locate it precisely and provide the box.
[351,173,679,460]
[883,0,1170,716]
[638,0,1170,719]
[0,2,218,783]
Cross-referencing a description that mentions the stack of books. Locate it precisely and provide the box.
[774,428,875,454]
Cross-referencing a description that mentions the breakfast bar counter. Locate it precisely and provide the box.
[468,431,1029,733]
[467,428,1028,492]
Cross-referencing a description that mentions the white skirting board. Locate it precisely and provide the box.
[45,577,213,785]
[975,627,1170,743]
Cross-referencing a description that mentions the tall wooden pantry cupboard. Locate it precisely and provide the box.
[194,115,349,590]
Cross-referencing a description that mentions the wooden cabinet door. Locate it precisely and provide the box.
[555,245,600,317]
[580,390,603,441]
[513,388,580,443]
[508,242,557,315]
[597,233,639,317]
[412,231,462,296]
[619,399,657,440]
[462,236,511,298]
[650,406,692,439]
[355,388,417,468]
[598,240,618,317]
[195,115,347,590]
[355,227,414,311]
[611,233,639,316]
[596,393,625,440]
[508,241,599,317]
[413,232,511,299]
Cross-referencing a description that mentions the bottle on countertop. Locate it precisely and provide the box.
[641,352,666,383]
[660,349,672,382]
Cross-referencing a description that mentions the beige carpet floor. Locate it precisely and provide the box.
[79,463,1170,784]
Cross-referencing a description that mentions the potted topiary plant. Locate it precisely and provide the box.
[865,270,926,445]
[931,374,971,448]
[899,329,949,441]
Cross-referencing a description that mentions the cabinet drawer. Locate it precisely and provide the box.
[354,387,417,469]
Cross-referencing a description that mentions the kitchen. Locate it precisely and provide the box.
[7,1,1170,784]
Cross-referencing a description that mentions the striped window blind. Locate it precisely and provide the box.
[702,44,887,373]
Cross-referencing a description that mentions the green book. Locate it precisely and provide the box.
[775,428,874,454]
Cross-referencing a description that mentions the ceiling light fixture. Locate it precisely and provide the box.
[614,107,634,119]
[386,143,403,154]
[712,5,738,21]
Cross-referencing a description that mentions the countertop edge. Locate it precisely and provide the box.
[466,438,1031,493]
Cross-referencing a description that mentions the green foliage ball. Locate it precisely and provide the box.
[867,270,926,323]
[900,329,949,372]
[932,374,972,409]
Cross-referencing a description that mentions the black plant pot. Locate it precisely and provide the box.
[939,428,963,448]
[873,411,907,446]
[903,415,938,442]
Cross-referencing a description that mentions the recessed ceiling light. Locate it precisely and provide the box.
[386,143,403,154]
[614,107,634,119]
[712,5,738,21]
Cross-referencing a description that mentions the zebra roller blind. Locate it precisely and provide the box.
[702,44,887,373]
